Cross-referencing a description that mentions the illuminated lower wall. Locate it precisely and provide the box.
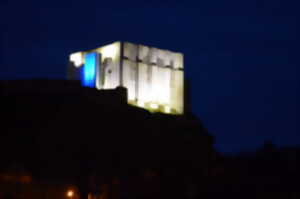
[137,62,151,104]
[170,70,184,114]
[123,59,137,101]
[68,41,184,114]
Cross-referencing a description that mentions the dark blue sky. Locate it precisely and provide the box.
[1,0,299,153]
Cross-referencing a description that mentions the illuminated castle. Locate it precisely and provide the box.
[68,41,184,114]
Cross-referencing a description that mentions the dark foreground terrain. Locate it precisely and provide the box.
[0,80,299,199]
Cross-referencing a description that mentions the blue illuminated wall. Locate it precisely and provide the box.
[81,52,98,87]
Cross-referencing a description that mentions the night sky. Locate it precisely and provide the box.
[1,0,299,153]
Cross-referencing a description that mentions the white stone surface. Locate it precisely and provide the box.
[123,59,137,101]
[170,70,184,113]
[173,53,183,69]
[124,42,138,62]
[95,41,121,89]
[138,45,150,63]
[137,62,151,103]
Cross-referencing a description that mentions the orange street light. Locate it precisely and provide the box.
[67,190,74,198]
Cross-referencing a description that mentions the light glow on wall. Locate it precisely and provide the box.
[164,106,171,113]
[70,52,83,67]
[150,66,171,105]
[81,53,97,87]
[67,190,74,197]
[150,103,158,109]
[137,101,145,107]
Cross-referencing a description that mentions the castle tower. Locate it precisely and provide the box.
[68,41,184,114]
